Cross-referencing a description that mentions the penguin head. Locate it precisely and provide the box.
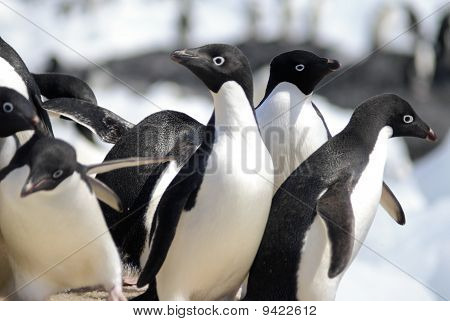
[267,50,340,95]
[21,138,78,197]
[171,44,253,103]
[356,94,437,141]
[0,87,41,137]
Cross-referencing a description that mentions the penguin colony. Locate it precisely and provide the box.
[0,37,437,301]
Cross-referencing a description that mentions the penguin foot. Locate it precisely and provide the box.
[107,285,127,301]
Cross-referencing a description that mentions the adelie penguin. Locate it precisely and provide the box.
[256,50,406,230]
[0,87,41,298]
[0,37,110,140]
[134,44,274,301]
[0,37,52,135]
[0,132,172,300]
[245,94,437,301]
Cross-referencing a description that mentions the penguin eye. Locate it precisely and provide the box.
[295,64,305,72]
[403,115,414,124]
[213,56,225,66]
[3,102,14,113]
[52,169,64,179]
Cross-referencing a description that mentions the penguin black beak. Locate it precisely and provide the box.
[170,49,199,64]
[326,59,340,71]
[426,128,438,142]
[20,178,51,197]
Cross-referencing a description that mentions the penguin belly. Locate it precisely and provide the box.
[256,83,329,190]
[0,170,122,300]
[140,160,184,268]
[297,127,392,300]
[155,130,274,301]
[0,132,34,299]
[0,57,29,99]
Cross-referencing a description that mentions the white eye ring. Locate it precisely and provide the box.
[52,169,64,179]
[3,102,14,113]
[295,64,305,71]
[403,115,414,124]
[213,56,225,66]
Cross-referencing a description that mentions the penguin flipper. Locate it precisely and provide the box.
[137,137,211,288]
[85,156,173,175]
[0,135,37,182]
[32,73,97,104]
[311,101,332,139]
[316,177,355,279]
[86,176,124,213]
[42,98,134,144]
[380,182,406,225]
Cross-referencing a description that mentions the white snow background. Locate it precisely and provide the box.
[0,0,448,300]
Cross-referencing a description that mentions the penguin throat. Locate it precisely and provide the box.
[261,82,312,123]
[211,81,257,127]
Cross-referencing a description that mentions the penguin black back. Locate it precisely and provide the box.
[245,94,436,300]
[97,110,203,268]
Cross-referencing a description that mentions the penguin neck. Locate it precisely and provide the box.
[345,112,392,149]
[259,82,312,122]
[211,81,257,128]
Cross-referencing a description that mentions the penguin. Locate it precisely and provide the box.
[0,37,105,140]
[256,50,406,225]
[134,44,274,301]
[0,87,42,298]
[0,37,52,135]
[0,87,41,138]
[244,94,437,301]
[97,111,203,272]
[256,50,339,188]
[0,134,173,300]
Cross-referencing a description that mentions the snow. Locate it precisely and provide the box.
[0,0,449,301]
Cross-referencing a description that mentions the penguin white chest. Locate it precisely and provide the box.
[297,126,392,300]
[156,127,274,300]
[349,126,392,255]
[256,83,328,189]
[0,57,29,99]
[0,170,122,299]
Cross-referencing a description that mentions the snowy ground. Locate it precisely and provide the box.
[0,0,448,300]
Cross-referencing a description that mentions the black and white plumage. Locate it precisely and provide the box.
[245,94,436,301]
[0,88,41,138]
[0,87,41,298]
[256,50,405,224]
[0,37,52,135]
[42,98,134,144]
[133,44,273,301]
[0,134,172,301]
[97,111,203,270]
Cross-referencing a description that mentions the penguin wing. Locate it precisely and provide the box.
[311,101,332,139]
[32,73,97,104]
[42,98,134,144]
[86,176,123,213]
[137,139,210,288]
[85,156,174,175]
[316,177,355,278]
[380,183,406,225]
[0,134,36,182]
[313,101,404,225]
